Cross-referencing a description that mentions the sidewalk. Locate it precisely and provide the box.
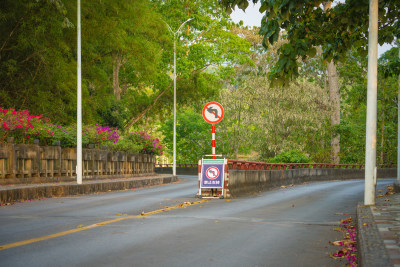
[0,174,177,205]
[357,183,400,267]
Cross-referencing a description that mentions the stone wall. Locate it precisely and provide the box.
[227,168,397,197]
[155,166,197,175]
[0,139,155,184]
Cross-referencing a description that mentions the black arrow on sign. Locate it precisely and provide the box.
[206,106,220,119]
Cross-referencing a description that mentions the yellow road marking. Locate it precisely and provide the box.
[0,199,210,251]
[138,199,210,217]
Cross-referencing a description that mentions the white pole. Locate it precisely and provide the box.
[164,18,193,177]
[76,0,82,184]
[364,0,378,205]
[173,36,176,176]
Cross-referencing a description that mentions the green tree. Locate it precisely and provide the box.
[219,27,331,162]
[338,48,398,164]
[0,0,77,123]
[221,0,400,84]
[69,0,170,128]
[160,109,230,163]
[124,0,254,129]
[221,0,399,165]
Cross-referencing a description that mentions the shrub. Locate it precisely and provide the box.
[1,107,163,155]
[84,125,120,147]
[129,131,163,156]
[270,149,312,163]
[0,107,51,144]
[108,137,141,154]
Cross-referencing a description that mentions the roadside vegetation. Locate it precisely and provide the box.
[0,0,398,164]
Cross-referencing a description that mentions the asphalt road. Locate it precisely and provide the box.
[0,176,395,267]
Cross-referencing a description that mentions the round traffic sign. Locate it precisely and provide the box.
[206,167,219,180]
[202,102,224,124]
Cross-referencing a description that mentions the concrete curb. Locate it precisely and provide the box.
[226,169,396,198]
[0,175,178,204]
[357,202,392,267]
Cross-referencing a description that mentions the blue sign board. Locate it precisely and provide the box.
[201,159,225,188]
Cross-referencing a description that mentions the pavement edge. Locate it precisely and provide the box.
[357,202,393,267]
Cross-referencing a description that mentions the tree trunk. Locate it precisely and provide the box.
[112,51,122,100]
[327,61,340,164]
[324,1,340,164]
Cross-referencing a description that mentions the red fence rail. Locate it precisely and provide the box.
[227,160,397,170]
[155,163,197,168]
[155,160,397,170]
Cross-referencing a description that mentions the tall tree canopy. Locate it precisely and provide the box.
[123,0,254,129]
[338,47,399,164]
[0,0,169,126]
[0,0,253,129]
[0,0,77,123]
[221,0,400,85]
[218,27,331,161]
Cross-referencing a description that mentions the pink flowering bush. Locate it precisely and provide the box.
[0,107,52,144]
[1,107,163,155]
[129,131,163,156]
[84,125,120,146]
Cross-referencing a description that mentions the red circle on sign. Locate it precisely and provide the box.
[202,102,224,124]
[206,167,219,180]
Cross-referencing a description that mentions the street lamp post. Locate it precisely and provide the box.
[364,0,378,205]
[165,18,193,176]
[76,0,82,184]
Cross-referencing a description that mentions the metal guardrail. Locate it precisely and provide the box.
[155,161,397,170]
[228,160,364,170]
[155,163,197,168]
[228,160,396,170]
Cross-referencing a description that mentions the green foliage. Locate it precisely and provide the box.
[215,27,332,163]
[0,0,77,124]
[221,0,400,85]
[159,109,230,163]
[0,0,254,145]
[52,125,89,148]
[269,150,312,163]
[1,107,162,155]
[160,109,208,163]
[108,137,141,154]
[337,48,398,164]
[379,47,400,78]
[127,131,163,155]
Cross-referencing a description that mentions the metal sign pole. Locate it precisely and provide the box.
[200,102,225,198]
[76,0,82,185]
[212,124,216,159]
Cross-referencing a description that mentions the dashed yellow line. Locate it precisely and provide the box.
[0,199,210,251]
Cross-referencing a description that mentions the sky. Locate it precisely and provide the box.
[230,2,393,57]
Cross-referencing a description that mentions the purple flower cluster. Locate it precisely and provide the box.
[1,108,164,155]
[131,131,163,156]
[94,125,119,143]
